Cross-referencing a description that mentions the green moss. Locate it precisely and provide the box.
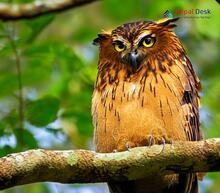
[67,154,79,166]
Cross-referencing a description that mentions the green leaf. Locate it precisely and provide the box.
[103,0,142,21]
[25,14,55,42]
[14,129,38,149]
[0,145,14,158]
[45,127,64,136]
[1,110,19,129]
[72,26,99,42]
[26,96,60,127]
[0,73,18,98]
[62,111,93,136]
[0,127,4,137]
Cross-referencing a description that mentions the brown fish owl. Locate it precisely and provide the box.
[92,18,202,193]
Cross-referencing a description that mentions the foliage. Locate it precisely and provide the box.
[0,0,219,193]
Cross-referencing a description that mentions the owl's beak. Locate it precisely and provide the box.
[129,49,141,71]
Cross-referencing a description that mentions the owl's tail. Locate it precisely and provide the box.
[108,173,198,193]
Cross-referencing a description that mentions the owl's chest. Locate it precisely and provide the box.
[93,76,183,125]
[92,73,187,152]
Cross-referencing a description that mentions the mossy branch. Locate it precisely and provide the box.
[0,0,99,21]
[0,138,220,190]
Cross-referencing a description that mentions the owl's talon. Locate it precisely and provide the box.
[148,135,154,147]
[161,137,166,145]
[113,149,118,153]
[125,143,131,151]
[159,137,166,153]
[170,139,174,149]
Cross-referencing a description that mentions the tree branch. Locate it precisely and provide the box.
[0,138,220,190]
[0,0,99,21]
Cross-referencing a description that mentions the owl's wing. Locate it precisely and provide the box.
[181,56,202,141]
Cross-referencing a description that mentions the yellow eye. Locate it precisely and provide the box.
[142,37,155,48]
[114,42,126,52]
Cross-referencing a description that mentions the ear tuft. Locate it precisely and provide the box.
[156,17,179,28]
[93,32,111,46]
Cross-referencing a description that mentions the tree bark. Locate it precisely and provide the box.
[0,0,99,21]
[0,138,220,190]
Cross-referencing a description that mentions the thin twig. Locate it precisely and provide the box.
[5,24,24,143]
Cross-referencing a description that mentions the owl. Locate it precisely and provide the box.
[92,17,202,193]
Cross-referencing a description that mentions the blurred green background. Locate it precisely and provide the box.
[0,0,219,193]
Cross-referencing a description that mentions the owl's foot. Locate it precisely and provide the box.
[170,139,174,148]
[116,136,174,152]
[159,137,166,153]
[125,141,136,151]
[146,135,173,144]
[146,135,174,152]
[146,135,165,152]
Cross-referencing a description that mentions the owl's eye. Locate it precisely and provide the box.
[113,41,126,52]
[141,37,155,48]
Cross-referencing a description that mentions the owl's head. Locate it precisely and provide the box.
[93,18,184,72]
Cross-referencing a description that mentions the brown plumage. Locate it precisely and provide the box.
[92,18,202,193]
